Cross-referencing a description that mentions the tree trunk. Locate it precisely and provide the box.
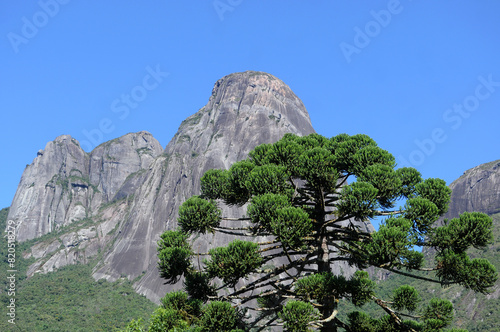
[315,189,337,332]
[317,221,337,331]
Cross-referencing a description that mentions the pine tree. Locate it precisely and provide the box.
[156,133,497,331]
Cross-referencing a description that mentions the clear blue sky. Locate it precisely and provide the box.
[1,1,499,211]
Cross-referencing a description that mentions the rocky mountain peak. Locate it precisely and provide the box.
[166,71,314,169]
[8,131,162,242]
[210,71,311,131]
[207,71,311,131]
[89,130,163,202]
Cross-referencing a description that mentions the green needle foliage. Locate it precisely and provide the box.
[392,285,421,312]
[279,301,320,332]
[204,239,263,286]
[178,196,221,234]
[199,301,242,331]
[149,133,497,331]
[157,230,193,283]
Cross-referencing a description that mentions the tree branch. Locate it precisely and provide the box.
[212,227,250,236]
[338,174,350,187]
[259,244,283,253]
[309,309,338,328]
[382,266,451,285]
[256,239,281,246]
[215,225,254,231]
[373,296,418,332]
[228,254,316,299]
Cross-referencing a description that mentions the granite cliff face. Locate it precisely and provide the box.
[9,131,163,243]
[442,159,500,219]
[9,71,321,302]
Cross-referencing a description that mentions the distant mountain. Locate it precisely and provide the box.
[443,159,500,219]
[7,71,328,303]
[9,131,164,242]
[376,160,500,331]
[429,159,500,331]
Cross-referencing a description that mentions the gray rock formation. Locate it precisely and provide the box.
[9,71,377,304]
[8,131,163,242]
[442,159,500,219]
[9,135,89,242]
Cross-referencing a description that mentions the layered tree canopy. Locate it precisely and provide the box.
[150,133,497,332]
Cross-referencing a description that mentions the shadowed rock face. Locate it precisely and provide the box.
[9,71,373,303]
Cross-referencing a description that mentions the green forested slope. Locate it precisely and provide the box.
[0,207,156,331]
